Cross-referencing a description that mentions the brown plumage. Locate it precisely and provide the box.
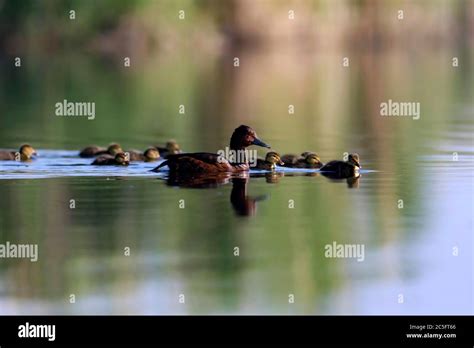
[0,144,37,161]
[127,148,160,162]
[254,152,284,170]
[282,152,323,168]
[79,143,123,158]
[91,152,129,166]
[155,140,182,159]
[320,153,360,177]
[151,125,270,174]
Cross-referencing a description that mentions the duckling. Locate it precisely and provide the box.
[79,143,123,158]
[91,152,129,166]
[155,140,181,159]
[320,153,360,177]
[127,147,160,162]
[282,152,323,168]
[0,144,37,161]
[254,152,284,170]
[79,145,106,158]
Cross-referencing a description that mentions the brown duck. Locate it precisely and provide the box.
[151,125,270,174]
[254,152,284,170]
[282,152,323,168]
[320,153,360,177]
[91,152,129,166]
[0,144,37,161]
[127,148,160,162]
[155,140,181,159]
[79,143,123,158]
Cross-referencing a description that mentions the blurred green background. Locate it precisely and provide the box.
[0,0,472,314]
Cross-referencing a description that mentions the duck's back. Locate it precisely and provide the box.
[79,146,107,158]
[152,152,249,173]
[92,154,115,165]
[0,151,15,160]
[320,160,356,177]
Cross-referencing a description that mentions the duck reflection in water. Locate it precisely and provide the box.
[321,172,360,188]
[164,173,268,216]
[230,177,268,216]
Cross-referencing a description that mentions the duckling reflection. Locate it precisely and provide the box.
[321,172,360,188]
[250,171,285,183]
[231,177,267,216]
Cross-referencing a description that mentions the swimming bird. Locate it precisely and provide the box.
[79,143,123,158]
[127,148,160,162]
[0,144,37,161]
[282,152,323,168]
[155,140,181,159]
[91,152,129,166]
[319,153,360,177]
[254,152,284,170]
[151,125,270,174]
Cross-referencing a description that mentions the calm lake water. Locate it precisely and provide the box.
[0,47,473,314]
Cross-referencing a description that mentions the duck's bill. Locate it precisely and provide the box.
[278,160,284,165]
[252,138,271,148]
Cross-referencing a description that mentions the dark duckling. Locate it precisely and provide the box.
[79,143,123,158]
[79,145,106,158]
[254,152,284,170]
[155,140,181,159]
[0,144,37,161]
[282,152,323,168]
[91,152,129,166]
[320,153,360,178]
[127,147,160,162]
[151,125,270,174]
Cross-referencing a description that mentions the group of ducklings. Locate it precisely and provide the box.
[81,140,181,165]
[0,141,181,165]
[256,151,360,177]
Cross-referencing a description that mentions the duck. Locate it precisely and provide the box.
[282,152,323,168]
[127,147,160,162]
[79,143,123,158]
[319,153,360,177]
[254,152,284,170]
[0,144,37,161]
[151,125,270,174]
[155,140,181,159]
[91,152,129,166]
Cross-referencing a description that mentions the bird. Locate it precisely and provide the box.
[319,153,360,177]
[91,152,130,166]
[154,140,182,159]
[282,152,323,168]
[151,125,270,174]
[79,143,123,158]
[126,147,160,162]
[254,152,284,170]
[0,144,37,161]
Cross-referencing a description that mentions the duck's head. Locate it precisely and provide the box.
[230,125,270,150]
[144,147,160,161]
[19,144,37,160]
[115,152,129,165]
[348,153,361,168]
[166,140,181,154]
[108,143,123,155]
[265,151,284,166]
[304,152,323,166]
